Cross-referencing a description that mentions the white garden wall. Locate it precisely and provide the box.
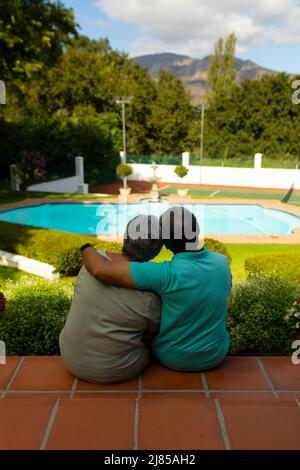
[128,163,300,190]
[28,175,81,193]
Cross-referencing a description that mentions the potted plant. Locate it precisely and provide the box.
[175,164,189,196]
[116,163,133,196]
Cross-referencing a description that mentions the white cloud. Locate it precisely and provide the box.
[96,0,298,57]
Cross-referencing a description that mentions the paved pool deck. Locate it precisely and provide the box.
[0,356,300,450]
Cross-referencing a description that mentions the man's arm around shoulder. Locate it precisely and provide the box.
[82,247,136,288]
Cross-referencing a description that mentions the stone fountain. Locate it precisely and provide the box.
[148,161,161,202]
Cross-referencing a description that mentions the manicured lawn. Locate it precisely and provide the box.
[0,182,117,205]
[160,185,300,205]
[226,243,300,281]
[0,266,37,283]
[1,243,299,286]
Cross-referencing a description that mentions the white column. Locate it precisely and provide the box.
[182,152,190,167]
[254,153,263,169]
[10,164,19,191]
[120,151,125,164]
[75,156,89,194]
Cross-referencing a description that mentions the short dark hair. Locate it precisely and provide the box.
[159,206,200,254]
[122,215,163,262]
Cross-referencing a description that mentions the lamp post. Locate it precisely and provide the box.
[116,96,133,164]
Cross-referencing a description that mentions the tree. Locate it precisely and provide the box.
[149,70,194,155]
[207,32,237,102]
[0,0,77,84]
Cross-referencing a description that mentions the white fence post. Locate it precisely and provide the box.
[10,164,19,191]
[254,153,263,169]
[75,156,89,194]
[182,152,190,167]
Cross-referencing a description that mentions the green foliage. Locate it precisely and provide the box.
[175,164,189,179]
[245,254,300,284]
[116,164,133,178]
[1,274,298,356]
[0,0,77,83]
[1,112,121,182]
[207,33,237,102]
[201,73,300,161]
[204,238,232,264]
[0,221,122,276]
[16,150,46,195]
[228,275,298,355]
[1,6,300,181]
[0,279,71,355]
[148,70,194,155]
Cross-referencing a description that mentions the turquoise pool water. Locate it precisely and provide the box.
[0,202,299,235]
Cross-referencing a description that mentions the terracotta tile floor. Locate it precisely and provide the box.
[0,356,300,450]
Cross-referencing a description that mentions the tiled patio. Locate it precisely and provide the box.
[0,356,300,450]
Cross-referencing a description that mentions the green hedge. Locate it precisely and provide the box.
[0,221,122,276]
[0,221,231,276]
[245,254,300,284]
[0,274,298,356]
[227,274,298,355]
[0,279,72,355]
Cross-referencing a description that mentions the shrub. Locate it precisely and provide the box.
[0,221,233,276]
[228,274,298,355]
[175,164,189,179]
[0,221,122,276]
[0,291,6,317]
[204,238,232,264]
[245,254,300,284]
[116,163,133,178]
[116,163,133,189]
[0,279,72,355]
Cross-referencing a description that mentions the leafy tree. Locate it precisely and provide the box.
[207,32,237,102]
[149,70,194,155]
[0,0,77,84]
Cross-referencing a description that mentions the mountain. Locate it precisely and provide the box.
[133,52,276,105]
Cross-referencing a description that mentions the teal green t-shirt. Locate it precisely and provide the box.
[130,249,232,371]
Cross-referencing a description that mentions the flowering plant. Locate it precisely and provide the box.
[285,298,300,329]
[16,150,47,195]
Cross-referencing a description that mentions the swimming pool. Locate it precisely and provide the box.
[0,202,299,236]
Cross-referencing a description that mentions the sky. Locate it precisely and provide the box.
[64,0,300,73]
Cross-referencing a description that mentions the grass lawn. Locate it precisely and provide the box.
[1,243,299,288]
[0,182,117,205]
[160,185,300,206]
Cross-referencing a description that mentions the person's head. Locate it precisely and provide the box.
[159,206,200,254]
[122,215,163,262]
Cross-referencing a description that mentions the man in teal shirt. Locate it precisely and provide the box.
[83,206,232,372]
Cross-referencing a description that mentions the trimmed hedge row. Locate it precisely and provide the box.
[0,274,298,355]
[245,254,300,284]
[228,274,298,355]
[0,221,232,276]
[0,221,122,276]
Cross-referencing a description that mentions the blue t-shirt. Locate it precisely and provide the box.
[130,249,232,371]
